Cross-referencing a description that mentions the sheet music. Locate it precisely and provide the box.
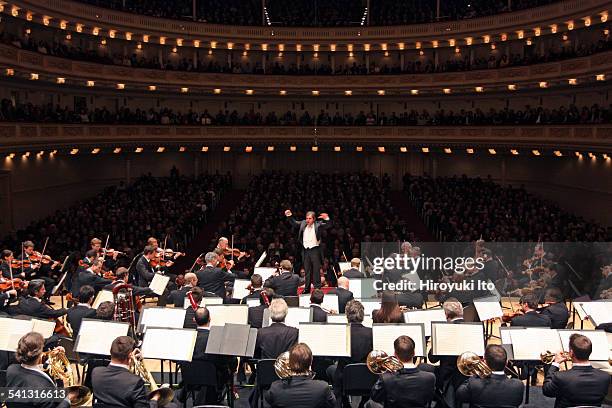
[281,307,312,329]
[361,300,380,316]
[246,298,260,308]
[141,328,197,361]
[500,327,525,344]
[232,279,252,300]
[254,267,277,282]
[558,330,609,361]
[149,273,170,296]
[432,322,485,356]
[299,323,350,356]
[338,262,351,273]
[93,290,114,309]
[139,307,186,330]
[0,318,36,351]
[348,278,377,299]
[573,302,588,320]
[578,301,612,326]
[198,297,224,307]
[373,323,426,356]
[326,314,372,327]
[299,294,339,313]
[473,296,504,321]
[51,271,69,295]
[509,328,563,360]
[254,251,267,268]
[404,308,447,337]
[74,319,130,355]
[487,280,502,301]
[207,305,249,326]
[31,319,57,339]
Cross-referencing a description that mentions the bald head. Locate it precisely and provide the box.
[337,276,349,289]
[185,272,197,286]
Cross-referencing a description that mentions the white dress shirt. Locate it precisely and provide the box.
[303,223,318,249]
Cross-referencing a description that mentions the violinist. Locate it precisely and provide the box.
[22,241,58,301]
[66,285,97,338]
[248,287,274,329]
[263,259,300,297]
[195,252,235,298]
[539,287,569,329]
[9,279,67,319]
[91,237,119,271]
[135,246,157,287]
[0,285,18,316]
[104,267,154,297]
[1,249,26,280]
[167,272,198,307]
[217,237,248,261]
[510,294,552,328]
[243,274,263,303]
[72,258,112,297]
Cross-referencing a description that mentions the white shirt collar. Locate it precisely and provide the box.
[491,371,505,375]
[109,362,130,370]
[450,317,463,322]
[402,363,416,369]
[77,303,91,308]
[197,326,210,331]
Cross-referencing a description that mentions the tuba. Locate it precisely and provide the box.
[274,351,315,379]
[540,351,570,365]
[130,348,174,406]
[457,351,492,378]
[366,350,404,374]
[44,348,92,407]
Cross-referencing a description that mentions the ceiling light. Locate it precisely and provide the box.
[596,74,605,81]
[267,146,275,152]
[245,89,254,95]
[157,147,165,153]
[113,147,122,153]
[135,147,143,153]
[507,84,516,90]
[116,83,125,89]
[312,146,319,152]
[488,148,496,155]
[223,146,231,152]
[377,147,385,153]
[466,148,474,154]
[444,148,452,154]
[57,77,66,84]
[344,90,352,96]
[411,89,419,95]
[179,146,186,152]
[568,78,577,85]
[422,147,429,153]
[181,87,188,93]
[91,148,100,154]
[290,146,297,152]
[475,86,484,92]
[334,146,341,152]
[553,150,563,157]
[201,146,208,152]
[245,146,253,153]
[30,73,39,80]
[70,148,79,155]
[532,149,541,156]
[87,80,95,87]
[312,90,320,96]
[356,146,363,152]
[148,85,156,91]
[511,149,519,155]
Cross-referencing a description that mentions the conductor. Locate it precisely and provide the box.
[285,209,331,293]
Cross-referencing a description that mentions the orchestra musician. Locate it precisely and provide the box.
[22,241,59,295]
[242,274,263,303]
[593,264,612,299]
[539,287,569,329]
[72,258,112,297]
[510,294,552,328]
[542,334,611,408]
[195,252,236,298]
[456,345,525,408]
[285,209,331,294]
[6,332,77,408]
[91,335,176,408]
[90,237,118,271]
[1,250,25,279]
[254,298,298,359]
[264,260,300,297]
[328,300,373,407]
[342,258,364,279]
[367,336,436,408]
[372,292,405,324]
[9,279,67,319]
[265,343,336,408]
[166,272,198,307]
[66,285,97,337]
[309,289,330,322]
[0,285,19,316]
[328,276,354,314]
[248,287,274,329]
[105,267,155,297]
[135,246,157,287]
[183,287,203,329]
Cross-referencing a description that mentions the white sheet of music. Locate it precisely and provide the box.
[573,302,588,320]
[338,262,351,273]
[31,319,57,339]
[0,318,35,351]
[509,328,563,360]
[361,300,380,316]
[246,298,260,308]
[299,294,339,313]
[473,296,504,321]
[232,279,252,300]
[404,308,447,337]
[75,319,130,355]
[282,307,312,329]
[373,323,426,357]
[149,273,170,296]
[141,327,197,362]
[299,323,350,356]
[93,289,114,309]
[432,322,485,356]
[199,297,224,307]
[254,267,277,282]
[500,327,525,344]
[207,305,249,326]
[348,278,376,299]
[578,301,612,326]
[558,330,609,361]
[327,314,348,324]
[140,307,186,330]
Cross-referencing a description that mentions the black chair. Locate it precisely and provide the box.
[180,361,220,408]
[342,363,378,406]
[255,359,280,407]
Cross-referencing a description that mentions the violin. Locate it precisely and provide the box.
[28,252,60,268]
[223,247,249,260]
[502,310,524,323]
[0,278,27,291]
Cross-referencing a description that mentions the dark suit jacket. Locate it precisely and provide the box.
[342,268,364,279]
[370,367,436,408]
[264,272,300,297]
[103,280,154,297]
[265,375,335,408]
[255,322,299,359]
[540,302,569,329]
[510,310,551,327]
[67,305,96,337]
[9,296,67,319]
[248,304,267,329]
[135,256,156,287]
[6,364,70,408]
[396,291,424,309]
[456,373,525,408]
[428,319,467,390]
[183,307,196,329]
[92,364,157,408]
[543,364,610,408]
[72,270,113,297]
[334,323,373,387]
[242,289,262,304]
[196,265,235,298]
[167,285,193,308]
[287,217,331,249]
[192,328,215,362]
[310,304,328,322]
[328,287,353,314]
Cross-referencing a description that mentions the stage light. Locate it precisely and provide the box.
[134,147,143,153]
[344,90,352,96]
[223,146,231,152]
[567,21,574,30]
[193,40,200,48]
[290,146,297,152]
[279,90,287,96]
[312,146,319,152]
[516,30,524,39]
[87,80,95,87]
[411,89,419,95]
[70,148,79,155]
[91,148,100,154]
[511,149,519,155]
[148,85,156,91]
[465,37,473,45]
[475,86,484,92]
[554,150,563,157]
[312,90,320,96]
[157,147,165,153]
[125,32,132,40]
[466,148,474,154]
[116,83,125,89]
[267,146,275,152]
[30,73,39,80]
[57,77,66,84]
[568,78,577,85]
[42,16,51,26]
[400,147,408,153]
[181,87,189,93]
[444,148,452,154]
[356,146,363,152]
[550,24,557,33]
[488,148,496,155]
[377,90,385,96]
[596,74,605,81]
[60,20,67,30]
[245,89,254,95]
[201,146,208,152]
[422,147,429,153]
[179,147,186,152]
[6,69,14,76]
[334,146,341,152]
[532,150,541,156]
[245,146,253,153]
[113,147,122,153]
[443,88,451,94]
[159,37,166,45]
[539,81,548,88]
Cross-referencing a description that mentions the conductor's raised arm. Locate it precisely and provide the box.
[285,209,300,227]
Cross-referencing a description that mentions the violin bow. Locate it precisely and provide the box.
[342,251,348,262]
[102,234,110,261]
[231,234,234,262]
[20,241,24,277]
[8,260,15,290]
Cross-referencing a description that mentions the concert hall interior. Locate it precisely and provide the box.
[0,0,611,407]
